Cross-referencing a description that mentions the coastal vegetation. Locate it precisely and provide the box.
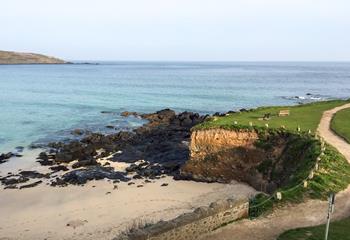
[190,100,350,218]
[194,100,350,133]
[249,144,350,217]
[0,50,66,64]
[331,108,350,143]
[277,217,350,240]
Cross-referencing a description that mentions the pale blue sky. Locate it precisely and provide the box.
[1,0,350,61]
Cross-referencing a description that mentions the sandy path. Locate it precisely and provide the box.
[201,103,350,240]
[317,103,350,160]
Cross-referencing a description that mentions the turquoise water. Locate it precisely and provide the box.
[0,62,349,152]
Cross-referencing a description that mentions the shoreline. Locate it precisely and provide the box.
[0,175,256,240]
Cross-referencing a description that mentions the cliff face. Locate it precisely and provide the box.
[180,129,317,193]
[0,50,67,64]
[189,129,259,160]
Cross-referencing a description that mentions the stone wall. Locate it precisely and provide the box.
[121,198,249,240]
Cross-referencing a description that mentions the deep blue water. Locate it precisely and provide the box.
[0,62,350,152]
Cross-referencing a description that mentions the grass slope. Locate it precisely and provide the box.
[195,100,350,133]
[277,217,350,240]
[331,108,350,143]
[192,100,350,218]
[249,144,350,217]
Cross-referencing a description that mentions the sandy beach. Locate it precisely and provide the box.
[0,151,256,240]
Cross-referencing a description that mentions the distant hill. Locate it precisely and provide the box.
[0,50,67,64]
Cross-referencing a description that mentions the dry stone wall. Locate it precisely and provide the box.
[122,198,249,240]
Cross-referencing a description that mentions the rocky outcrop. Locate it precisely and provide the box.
[33,109,208,186]
[180,129,319,193]
[0,152,22,164]
[0,50,67,64]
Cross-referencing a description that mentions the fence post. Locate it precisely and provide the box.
[325,192,335,240]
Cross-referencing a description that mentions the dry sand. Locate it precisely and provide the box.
[0,151,256,240]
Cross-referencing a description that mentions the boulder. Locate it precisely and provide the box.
[60,166,130,185]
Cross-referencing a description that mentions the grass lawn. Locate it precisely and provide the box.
[277,217,350,240]
[195,100,350,133]
[331,108,350,143]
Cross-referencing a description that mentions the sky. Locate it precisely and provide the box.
[1,0,350,61]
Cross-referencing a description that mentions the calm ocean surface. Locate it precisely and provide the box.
[1,62,350,152]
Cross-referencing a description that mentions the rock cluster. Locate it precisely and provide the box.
[0,170,50,189]
[30,109,208,187]
[0,152,22,164]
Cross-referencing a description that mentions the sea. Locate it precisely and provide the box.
[1,61,350,153]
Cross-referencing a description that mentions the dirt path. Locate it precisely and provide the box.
[201,103,350,240]
[318,103,350,160]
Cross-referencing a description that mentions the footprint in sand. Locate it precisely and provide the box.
[66,219,88,229]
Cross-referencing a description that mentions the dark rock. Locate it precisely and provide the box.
[44,108,207,186]
[227,110,236,114]
[60,166,130,185]
[121,111,139,117]
[125,164,139,173]
[101,111,115,114]
[105,125,114,129]
[71,129,84,136]
[133,174,143,179]
[160,183,168,187]
[38,152,49,160]
[50,177,67,187]
[55,152,73,163]
[4,185,18,189]
[28,144,42,149]
[19,180,43,189]
[50,165,69,172]
[1,176,29,185]
[0,152,14,164]
[137,185,143,188]
[37,158,54,166]
[128,182,135,185]
[19,171,48,179]
[15,146,24,152]
[72,159,98,169]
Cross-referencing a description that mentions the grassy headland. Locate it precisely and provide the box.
[277,217,350,240]
[192,100,350,218]
[331,108,350,143]
[0,50,67,64]
[194,100,350,133]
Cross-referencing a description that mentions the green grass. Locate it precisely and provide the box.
[277,217,350,240]
[195,100,349,133]
[331,108,350,143]
[193,99,350,219]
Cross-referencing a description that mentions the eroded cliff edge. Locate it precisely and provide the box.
[180,128,319,193]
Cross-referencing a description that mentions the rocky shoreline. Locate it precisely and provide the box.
[0,109,210,189]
